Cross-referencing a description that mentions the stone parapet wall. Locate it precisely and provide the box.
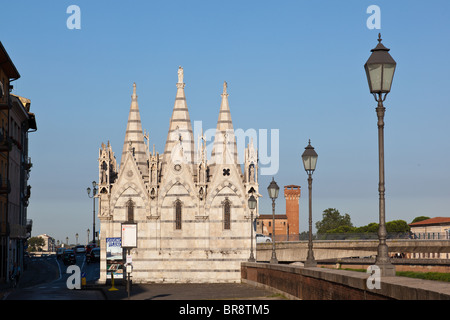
[241,262,450,300]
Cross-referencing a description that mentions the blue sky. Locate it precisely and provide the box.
[2,1,450,244]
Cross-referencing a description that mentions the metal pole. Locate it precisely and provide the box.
[92,196,95,244]
[127,248,131,299]
[248,210,255,262]
[305,174,316,267]
[270,199,278,264]
[375,97,395,276]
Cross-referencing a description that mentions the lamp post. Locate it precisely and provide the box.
[87,181,98,245]
[248,195,257,262]
[364,33,396,277]
[76,233,79,245]
[302,140,318,267]
[267,178,279,264]
[87,229,90,245]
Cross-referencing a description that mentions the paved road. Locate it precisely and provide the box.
[2,253,285,301]
[4,253,104,300]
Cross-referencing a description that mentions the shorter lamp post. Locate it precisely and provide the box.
[87,229,90,245]
[87,181,98,244]
[76,233,79,245]
[267,178,280,264]
[302,140,318,267]
[248,195,257,262]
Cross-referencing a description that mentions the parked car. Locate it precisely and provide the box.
[86,248,100,263]
[62,249,76,265]
[74,245,86,254]
[56,247,66,259]
[85,243,97,255]
[256,233,272,243]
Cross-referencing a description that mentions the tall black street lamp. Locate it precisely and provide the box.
[248,195,257,262]
[267,178,279,264]
[301,140,318,267]
[364,33,396,276]
[87,181,98,245]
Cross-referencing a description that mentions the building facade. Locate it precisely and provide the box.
[0,42,36,284]
[256,185,301,240]
[0,41,18,283]
[9,95,36,265]
[37,234,55,252]
[409,217,450,259]
[256,214,288,239]
[98,68,259,283]
[409,217,450,240]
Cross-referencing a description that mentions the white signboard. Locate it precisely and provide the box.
[121,223,137,248]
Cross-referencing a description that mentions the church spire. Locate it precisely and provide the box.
[162,67,195,172]
[120,82,148,178]
[210,81,240,174]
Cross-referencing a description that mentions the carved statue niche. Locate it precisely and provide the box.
[101,161,108,184]
[151,163,157,184]
[150,187,156,199]
[199,187,204,200]
[249,164,255,183]
[199,163,204,184]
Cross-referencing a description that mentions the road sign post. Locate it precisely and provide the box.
[121,223,137,299]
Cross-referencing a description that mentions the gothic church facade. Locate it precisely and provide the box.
[97,67,259,283]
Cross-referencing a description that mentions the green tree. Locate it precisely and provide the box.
[386,220,410,233]
[327,225,356,233]
[354,222,379,233]
[411,216,430,224]
[27,237,45,252]
[315,208,353,234]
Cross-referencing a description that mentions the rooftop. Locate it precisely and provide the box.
[409,217,450,227]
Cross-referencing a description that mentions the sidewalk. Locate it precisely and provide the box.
[86,281,287,300]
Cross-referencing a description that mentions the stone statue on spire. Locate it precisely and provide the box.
[223,81,228,95]
[178,66,184,83]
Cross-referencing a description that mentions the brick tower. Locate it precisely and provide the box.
[284,185,301,235]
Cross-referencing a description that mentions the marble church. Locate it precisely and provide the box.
[97,67,259,283]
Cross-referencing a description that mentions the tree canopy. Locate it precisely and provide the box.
[27,237,45,252]
[315,208,353,234]
[316,208,411,234]
[411,216,430,224]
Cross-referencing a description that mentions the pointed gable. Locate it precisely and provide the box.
[110,147,150,219]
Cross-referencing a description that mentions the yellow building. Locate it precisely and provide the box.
[409,217,450,259]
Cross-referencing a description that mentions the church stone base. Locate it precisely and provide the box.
[100,249,248,283]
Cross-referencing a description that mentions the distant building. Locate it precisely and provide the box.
[409,217,450,259]
[284,185,301,235]
[409,217,450,240]
[256,214,288,238]
[0,42,37,284]
[38,234,56,252]
[256,185,301,240]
